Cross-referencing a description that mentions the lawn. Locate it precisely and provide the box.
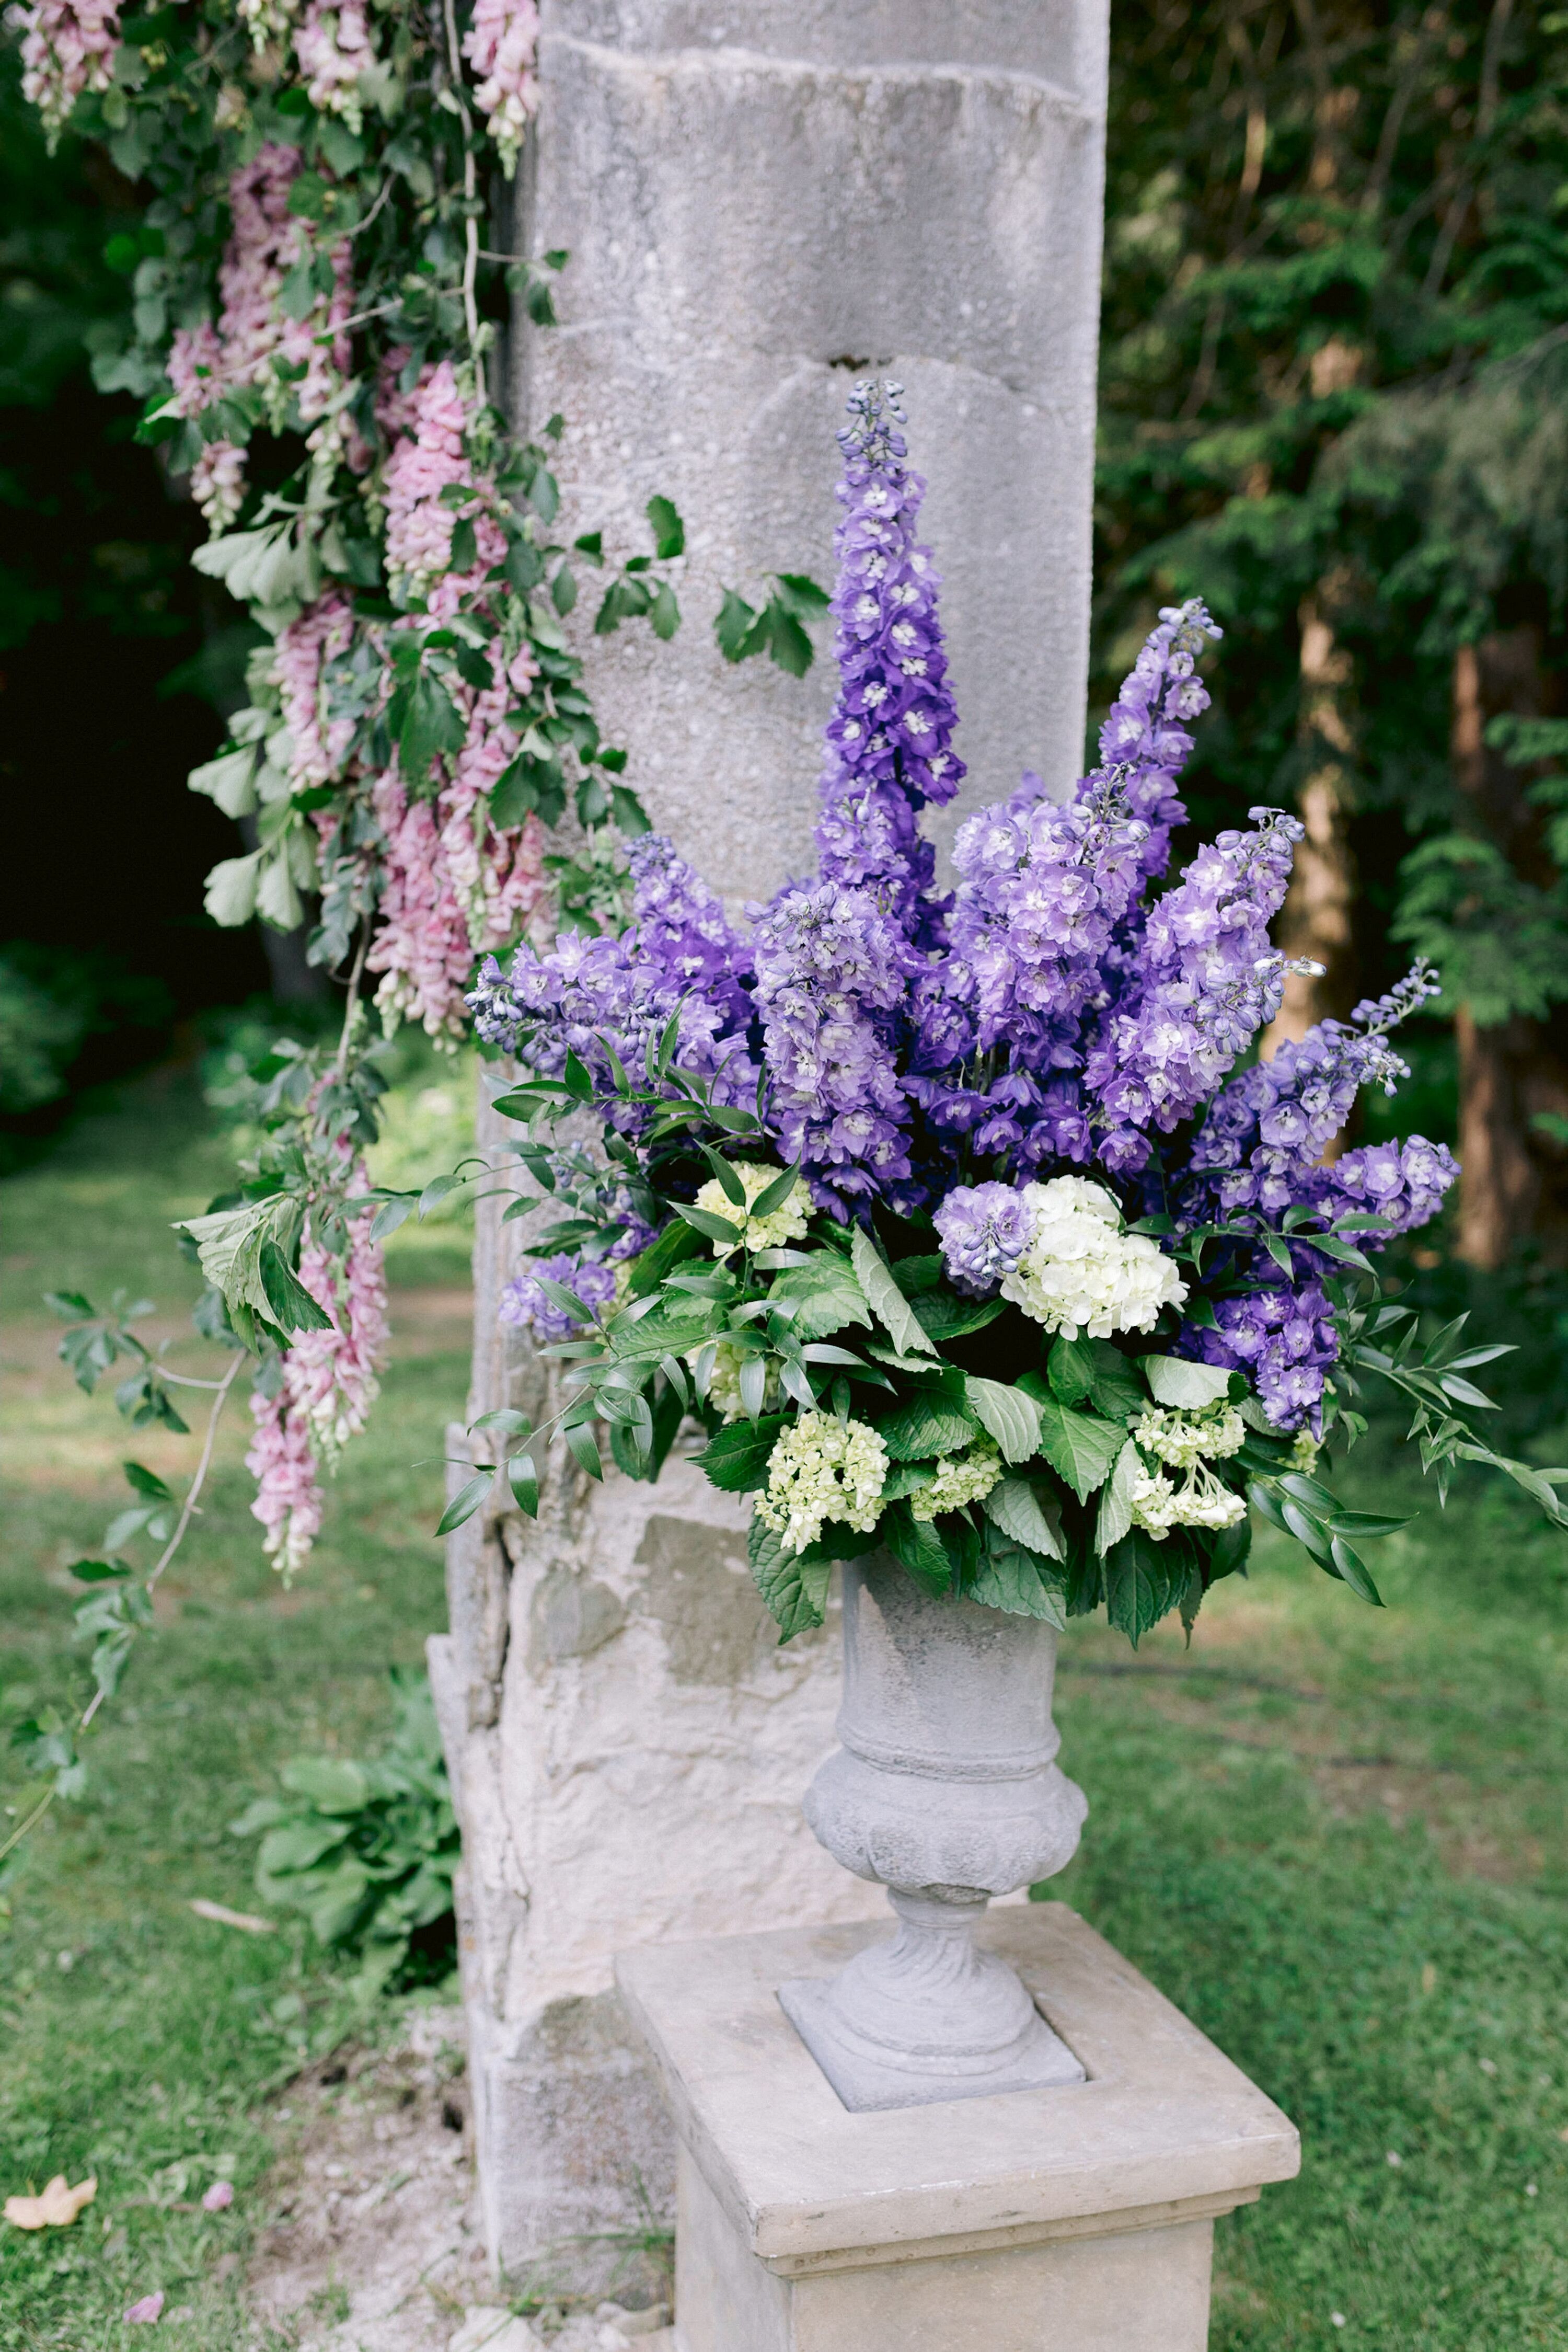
[3,1066,1567,2349]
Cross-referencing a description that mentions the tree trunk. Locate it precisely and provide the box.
[1260,586,1359,1103]
[1450,633,1568,1269]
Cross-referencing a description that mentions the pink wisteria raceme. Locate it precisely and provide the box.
[293,0,375,130]
[367,662,548,1038]
[273,588,357,791]
[165,144,359,524]
[461,0,540,176]
[19,0,121,140]
[245,1195,389,1576]
[382,360,508,603]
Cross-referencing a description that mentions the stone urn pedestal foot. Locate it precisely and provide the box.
[777,1555,1088,2112]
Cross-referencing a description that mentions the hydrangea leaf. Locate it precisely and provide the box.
[1103,1529,1181,1647]
[850,1226,940,1362]
[965,1377,1041,1464]
[747,1511,832,1641]
[874,1374,980,1463]
[1144,1357,1237,1411]
[982,1476,1064,1561]
[695,1414,788,1493]
[1047,1336,1147,1421]
[768,1256,872,1341]
[1034,1395,1126,1502]
[969,1535,1067,1625]
[1094,1438,1142,1555]
[880,1500,953,1596]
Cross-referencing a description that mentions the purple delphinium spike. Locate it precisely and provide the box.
[748,878,916,1217]
[464,835,758,1129]
[1082,806,1304,1171]
[1097,598,1223,888]
[1187,962,1443,1217]
[815,380,964,948]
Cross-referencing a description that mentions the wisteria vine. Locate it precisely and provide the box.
[4,0,760,1834]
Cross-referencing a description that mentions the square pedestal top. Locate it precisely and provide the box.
[615,1903,1299,2269]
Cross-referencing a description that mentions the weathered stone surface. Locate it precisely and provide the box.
[617,1905,1300,2351]
[444,0,1111,2285]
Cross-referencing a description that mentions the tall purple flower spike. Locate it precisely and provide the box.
[1098,598,1224,888]
[814,378,964,947]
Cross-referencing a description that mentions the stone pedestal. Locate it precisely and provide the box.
[616,1904,1300,2351]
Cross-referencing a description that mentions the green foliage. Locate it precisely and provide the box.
[230,1670,458,1991]
[1097,0,1568,1019]
[0,944,173,1127]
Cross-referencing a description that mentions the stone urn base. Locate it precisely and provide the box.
[778,1554,1089,2112]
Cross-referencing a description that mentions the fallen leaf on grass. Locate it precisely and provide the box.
[125,2291,165,2323]
[189,1898,275,1934]
[4,2175,97,2230]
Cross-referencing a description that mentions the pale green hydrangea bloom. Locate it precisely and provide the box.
[910,1438,1002,1522]
[756,1409,887,1556]
[1288,1428,1322,1474]
[1129,1462,1246,1541]
[694,1161,812,1259]
[1133,1399,1245,1470]
[699,1338,782,1424]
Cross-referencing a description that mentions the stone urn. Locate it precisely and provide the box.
[778,1552,1089,2112]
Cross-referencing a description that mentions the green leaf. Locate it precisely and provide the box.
[969,1535,1067,1625]
[507,1454,540,1518]
[694,1414,787,1493]
[280,1756,373,1814]
[982,1477,1064,1561]
[1143,1356,1237,1411]
[45,1291,98,1322]
[875,1378,981,1463]
[1329,1534,1383,1605]
[714,587,758,661]
[1094,1438,1142,1555]
[747,1510,832,1640]
[674,1201,745,1247]
[750,1163,801,1220]
[259,1241,333,1336]
[767,1256,871,1341]
[965,1377,1041,1464]
[398,666,466,784]
[563,1419,604,1482]
[1103,1529,1179,1646]
[68,1558,131,1584]
[881,1501,953,1596]
[1034,1396,1126,1502]
[909,1290,1007,1343]
[436,1470,492,1536]
[850,1226,939,1362]
[646,494,685,559]
[122,1461,174,1502]
[1047,1336,1148,1420]
[625,1217,705,1298]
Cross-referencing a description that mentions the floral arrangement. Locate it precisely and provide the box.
[452,383,1568,1645]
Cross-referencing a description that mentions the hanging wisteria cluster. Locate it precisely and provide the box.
[459,384,1566,1648]
[16,0,700,1610]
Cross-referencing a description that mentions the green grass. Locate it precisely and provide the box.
[1,1066,470,2350]
[4,1072,1568,2348]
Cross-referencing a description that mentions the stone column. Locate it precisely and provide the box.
[429,0,1110,2290]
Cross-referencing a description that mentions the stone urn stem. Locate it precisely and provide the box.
[778,1553,1089,2112]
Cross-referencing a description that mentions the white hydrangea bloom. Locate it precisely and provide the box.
[1133,1400,1245,1470]
[910,1438,1001,1522]
[756,1410,887,1556]
[694,1161,812,1259]
[1130,1460,1246,1542]
[1000,1175,1187,1339]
